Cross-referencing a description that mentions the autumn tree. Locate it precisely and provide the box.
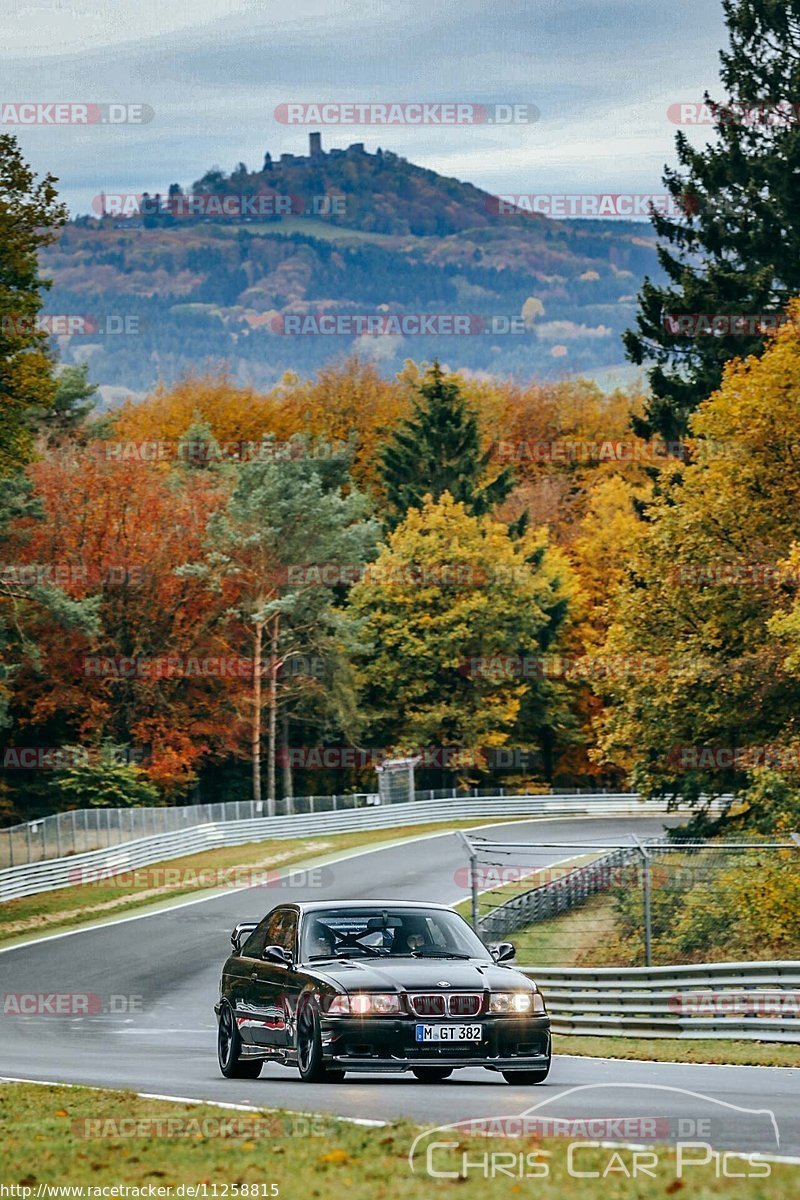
[347,491,577,784]
[2,447,232,804]
[597,302,800,818]
[188,438,378,810]
[109,359,409,494]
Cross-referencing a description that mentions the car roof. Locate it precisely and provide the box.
[283,900,453,914]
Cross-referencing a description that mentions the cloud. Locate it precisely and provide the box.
[3,0,727,214]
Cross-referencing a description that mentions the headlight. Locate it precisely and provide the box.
[326,993,401,1015]
[490,991,544,1014]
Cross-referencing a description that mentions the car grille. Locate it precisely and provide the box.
[448,993,482,1017]
[408,992,482,1017]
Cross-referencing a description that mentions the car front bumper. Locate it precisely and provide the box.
[319,1014,551,1071]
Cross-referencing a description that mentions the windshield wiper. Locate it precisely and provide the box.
[409,949,473,959]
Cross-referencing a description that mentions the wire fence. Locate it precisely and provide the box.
[0,794,682,902]
[462,833,800,967]
[0,785,620,868]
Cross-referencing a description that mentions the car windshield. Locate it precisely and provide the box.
[301,906,490,961]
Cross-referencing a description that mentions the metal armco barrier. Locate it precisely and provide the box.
[478,844,651,940]
[0,785,624,867]
[0,793,684,902]
[520,961,800,1042]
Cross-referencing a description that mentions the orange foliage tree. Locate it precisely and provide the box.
[5,448,243,798]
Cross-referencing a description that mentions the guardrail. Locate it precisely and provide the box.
[478,845,649,940]
[520,961,800,1042]
[0,792,682,902]
[0,785,622,867]
[0,793,377,867]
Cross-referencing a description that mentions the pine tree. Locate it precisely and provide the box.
[625,0,800,441]
[46,364,98,438]
[0,135,67,472]
[380,362,515,529]
[0,140,96,742]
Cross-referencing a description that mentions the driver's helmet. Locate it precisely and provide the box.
[308,920,335,956]
[390,919,428,954]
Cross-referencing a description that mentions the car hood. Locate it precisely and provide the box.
[310,957,536,993]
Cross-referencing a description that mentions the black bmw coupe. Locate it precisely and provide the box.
[215,899,551,1084]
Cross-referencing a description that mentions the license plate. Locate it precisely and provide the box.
[415,1023,482,1042]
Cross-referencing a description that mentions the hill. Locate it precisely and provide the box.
[41,135,663,397]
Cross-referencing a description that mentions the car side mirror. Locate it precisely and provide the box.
[264,944,293,968]
[491,941,516,963]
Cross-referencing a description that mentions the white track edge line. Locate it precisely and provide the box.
[0,1074,385,1125]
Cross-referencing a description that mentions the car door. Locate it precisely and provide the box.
[267,908,303,1051]
[247,907,299,1050]
[228,915,271,1046]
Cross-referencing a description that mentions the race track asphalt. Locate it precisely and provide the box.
[1,815,797,1159]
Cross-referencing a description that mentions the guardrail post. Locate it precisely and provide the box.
[457,831,480,932]
[633,836,653,967]
[8,827,13,868]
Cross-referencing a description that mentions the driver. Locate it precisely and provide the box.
[307,920,336,957]
[390,923,427,954]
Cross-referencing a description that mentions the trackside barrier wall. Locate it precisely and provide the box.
[520,961,800,1042]
[0,793,696,902]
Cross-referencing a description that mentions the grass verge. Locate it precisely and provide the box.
[556,1035,800,1068]
[453,853,599,920]
[0,1081,793,1197]
[509,889,620,965]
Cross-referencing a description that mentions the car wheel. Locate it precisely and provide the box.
[296,997,344,1083]
[217,1004,262,1079]
[501,1062,551,1085]
[412,1067,453,1083]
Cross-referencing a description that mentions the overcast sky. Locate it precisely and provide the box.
[3,0,728,216]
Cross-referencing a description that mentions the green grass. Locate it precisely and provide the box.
[0,818,523,948]
[557,1036,800,1068]
[453,854,599,921]
[486,888,621,968]
[0,1082,793,1197]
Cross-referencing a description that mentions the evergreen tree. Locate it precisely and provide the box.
[0,135,67,472]
[625,0,800,440]
[0,144,98,745]
[46,364,98,438]
[380,362,515,529]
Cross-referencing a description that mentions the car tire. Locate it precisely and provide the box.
[501,1061,551,1085]
[217,1004,262,1079]
[296,997,344,1083]
[412,1067,453,1083]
